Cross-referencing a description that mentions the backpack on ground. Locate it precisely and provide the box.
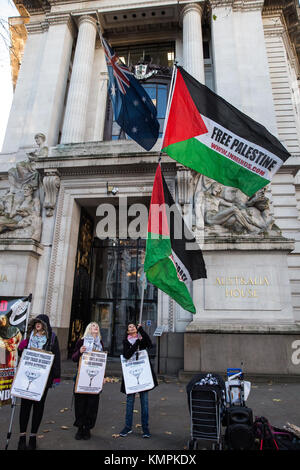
[253,416,300,450]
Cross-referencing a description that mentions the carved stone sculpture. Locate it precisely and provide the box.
[193,176,281,237]
[0,183,42,241]
[7,133,48,193]
[42,170,60,217]
[27,133,48,159]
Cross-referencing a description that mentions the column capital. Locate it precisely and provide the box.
[180,2,204,21]
[181,1,205,83]
[77,14,97,29]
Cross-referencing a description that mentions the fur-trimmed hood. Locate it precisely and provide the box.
[26,316,49,339]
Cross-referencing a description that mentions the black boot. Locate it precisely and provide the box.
[17,435,27,450]
[83,427,91,440]
[28,435,37,450]
[75,426,84,440]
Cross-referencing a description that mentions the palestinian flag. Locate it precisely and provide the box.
[162,66,290,197]
[144,164,206,313]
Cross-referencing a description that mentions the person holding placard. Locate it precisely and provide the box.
[72,322,105,441]
[17,314,61,450]
[119,323,158,438]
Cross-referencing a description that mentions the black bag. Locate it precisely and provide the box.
[186,373,226,412]
[225,406,255,450]
[253,416,300,450]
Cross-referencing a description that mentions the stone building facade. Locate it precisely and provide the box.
[1,0,300,377]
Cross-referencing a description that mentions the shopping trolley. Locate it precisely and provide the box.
[186,373,226,450]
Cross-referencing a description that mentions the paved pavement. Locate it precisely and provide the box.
[1,361,300,452]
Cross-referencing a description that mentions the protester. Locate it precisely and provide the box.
[72,322,105,440]
[17,314,61,450]
[119,323,158,438]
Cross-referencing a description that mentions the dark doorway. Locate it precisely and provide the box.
[90,238,157,357]
[68,218,158,357]
[67,209,94,356]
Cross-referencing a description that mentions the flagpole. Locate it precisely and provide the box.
[96,20,103,42]
[23,293,32,340]
[138,274,146,326]
[160,63,177,151]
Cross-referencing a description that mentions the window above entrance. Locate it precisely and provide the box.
[104,41,174,143]
[115,42,175,69]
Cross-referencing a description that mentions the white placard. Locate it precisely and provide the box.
[153,325,168,336]
[11,349,54,401]
[121,350,154,394]
[75,351,107,394]
[83,336,94,353]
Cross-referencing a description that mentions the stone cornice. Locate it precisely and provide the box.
[25,12,75,35]
[0,239,44,256]
[208,0,234,8]
[263,6,300,72]
[26,20,49,34]
[232,0,264,12]
[45,12,75,35]
[36,155,176,177]
[19,0,50,15]
[202,236,295,252]
[263,0,300,66]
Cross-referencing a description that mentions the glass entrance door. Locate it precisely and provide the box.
[91,239,157,357]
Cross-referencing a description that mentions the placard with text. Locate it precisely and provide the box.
[75,351,107,394]
[121,350,154,394]
[11,349,54,401]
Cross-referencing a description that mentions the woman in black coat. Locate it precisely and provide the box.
[72,322,105,441]
[119,323,158,438]
[17,314,61,450]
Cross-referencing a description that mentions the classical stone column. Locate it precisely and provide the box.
[210,0,277,134]
[85,44,108,142]
[61,15,97,143]
[23,14,74,148]
[2,20,48,154]
[175,37,183,66]
[210,1,242,108]
[181,3,205,83]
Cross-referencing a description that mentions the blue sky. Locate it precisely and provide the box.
[0,1,19,151]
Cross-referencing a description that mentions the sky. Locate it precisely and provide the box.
[0,1,19,151]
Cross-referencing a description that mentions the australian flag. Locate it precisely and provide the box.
[101,37,159,151]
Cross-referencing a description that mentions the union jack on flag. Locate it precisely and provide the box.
[101,37,132,95]
[100,36,159,151]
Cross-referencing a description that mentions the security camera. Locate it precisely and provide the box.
[111,187,119,195]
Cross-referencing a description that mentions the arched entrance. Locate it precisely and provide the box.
[68,210,157,357]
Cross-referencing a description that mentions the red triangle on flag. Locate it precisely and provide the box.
[162,68,208,148]
[147,165,170,236]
